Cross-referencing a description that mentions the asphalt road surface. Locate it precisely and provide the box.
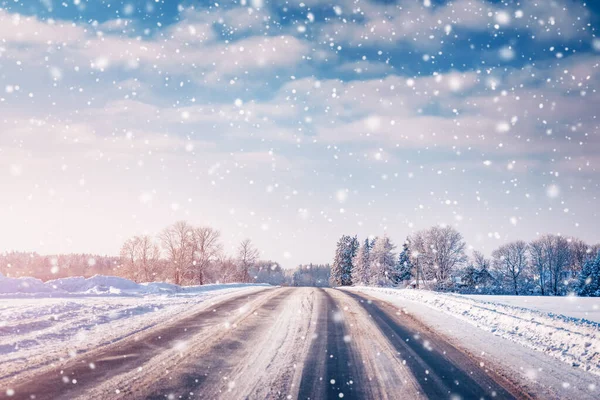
[2,287,526,400]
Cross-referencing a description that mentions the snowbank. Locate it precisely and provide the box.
[348,287,600,376]
[0,283,271,384]
[463,294,600,323]
[0,276,55,294]
[0,274,270,296]
[45,275,142,294]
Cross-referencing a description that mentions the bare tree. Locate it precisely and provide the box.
[471,250,494,289]
[548,235,571,295]
[492,241,528,295]
[569,238,591,277]
[158,221,193,285]
[409,231,426,288]
[213,255,239,283]
[189,227,222,285]
[119,237,140,281]
[529,238,549,295]
[119,235,160,282]
[529,235,572,295]
[136,235,161,282]
[410,225,466,286]
[237,239,259,283]
[472,250,490,271]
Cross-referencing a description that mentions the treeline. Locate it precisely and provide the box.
[1,221,286,286]
[0,252,118,280]
[330,225,600,297]
[289,264,331,287]
[120,221,285,285]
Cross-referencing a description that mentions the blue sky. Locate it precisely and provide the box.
[0,0,599,266]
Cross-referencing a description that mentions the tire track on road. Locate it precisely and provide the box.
[343,290,524,400]
[325,289,424,400]
[298,288,365,400]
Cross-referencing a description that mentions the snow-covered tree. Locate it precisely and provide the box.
[330,235,358,286]
[393,240,413,285]
[529,235,571,295]
[492,241,529,295]
[250,261,286,285]
[568,238,592,277]
[369,235,396,286]
[548,235,571,295]
[577,251,600,297]
[291,264,331,287]
[351,238,371,286]
[529,238,550,295]
[410,225,467,287]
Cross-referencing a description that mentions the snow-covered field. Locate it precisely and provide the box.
[347,287,600,378]
[0,273,270,381]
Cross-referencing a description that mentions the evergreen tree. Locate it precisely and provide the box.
[369,235,396,286]
[330,235,358,286]
[352,238,371,286]
[577,252,600,297]
[393,240,413,285]
[369,237,377,250]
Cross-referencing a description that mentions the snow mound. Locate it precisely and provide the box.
[44,275,144,294]
[44,276,86,292]
[140,281,182,294]
[0,274,271,297]
[0,275,55,294]
[349,287,600,376]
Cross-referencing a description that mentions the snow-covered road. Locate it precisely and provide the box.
[1,287,599,399]
[0,283,270,384]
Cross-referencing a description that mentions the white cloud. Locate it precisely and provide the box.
[310,0,590,49]
[0,8,311,84]
[0,11,84,44]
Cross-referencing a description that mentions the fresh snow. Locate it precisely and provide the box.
[0,274,271,382]
[463,294,600,323]
[346,287,600,378]
[0,274,55,294]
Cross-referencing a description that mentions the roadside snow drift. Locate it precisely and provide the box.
[0,273,266,296]
[0,274,271,381]
[349,287,600,376]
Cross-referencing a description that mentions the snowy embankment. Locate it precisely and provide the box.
[348,287,600,377]
[462,294,600,323]
[0,273,270,381]
[0,272,266,297]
